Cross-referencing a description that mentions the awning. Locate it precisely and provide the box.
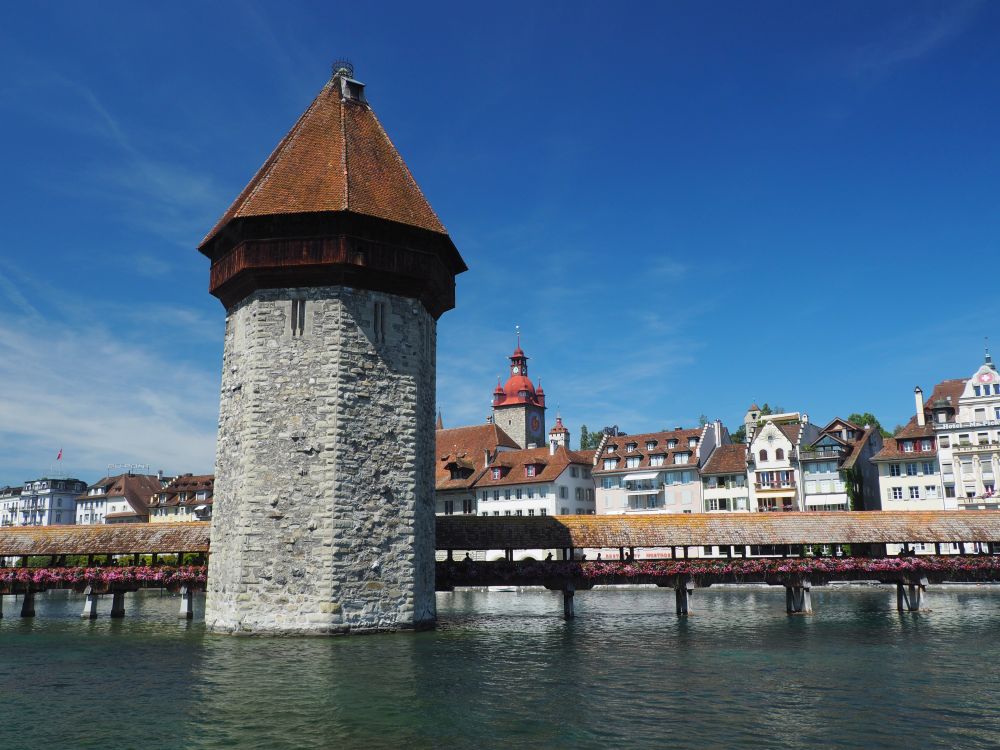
[623,472,659,481]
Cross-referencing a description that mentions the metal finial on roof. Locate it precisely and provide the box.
[986,336,993,366]
[515,323,520,348]
[331,59,355,79]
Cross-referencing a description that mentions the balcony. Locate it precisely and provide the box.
[799,448,845,461]
[755,482,796,491]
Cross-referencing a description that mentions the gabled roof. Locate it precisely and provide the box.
[926,378,967,411]
[594,428,702,475]
[436,424,519,492]
[841,427,877,470]
[701,444,748,475]
[777,424,802,444]
[151,474,215,508]
[476,446,593,488]
[77,474,162,517]
[871,418,936,461]
[201,73,447,247]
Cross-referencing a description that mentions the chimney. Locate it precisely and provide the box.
[714,419,722,444]
[915,386,925,426]
[802,414,809,425]
[483,449,491,469]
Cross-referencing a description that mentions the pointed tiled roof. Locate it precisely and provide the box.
[201,73,446,247]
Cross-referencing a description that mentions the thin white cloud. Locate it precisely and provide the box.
[850,1,982,76]
[0,270,219,485]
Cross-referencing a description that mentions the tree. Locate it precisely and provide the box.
[730,425,747,444]
[698,414,709,427]
[847,412,891,438]
[578,424,603,450]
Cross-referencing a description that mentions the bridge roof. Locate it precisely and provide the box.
[435,512,1000,550]
[0,522,210,556]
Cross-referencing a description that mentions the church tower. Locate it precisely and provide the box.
[491,342,546,448]
[200,63,466,634]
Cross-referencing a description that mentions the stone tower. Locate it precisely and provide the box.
[199,64,466,635]
[491,343,546,448]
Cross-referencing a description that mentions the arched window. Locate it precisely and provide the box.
[759,449,768,462]
[775,448,785,460]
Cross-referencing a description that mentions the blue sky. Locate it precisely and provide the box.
[1,1,997,485]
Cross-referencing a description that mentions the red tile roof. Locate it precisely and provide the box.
[595,428,702,475]
[436,424,519,492]
[76,474,163,519]
[151,474,215,508]
[202,74,446,247]
[701,444,748,475]
[925,378,967,414]
[476,446,593,488]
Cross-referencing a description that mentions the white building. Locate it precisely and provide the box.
[700,443,750,512]
[435,423,520,516]
[873,384,949,511]
[594,422,726,515]
[76,473,164,524]
[747,414,820,512]
[5,477,86,526]
[0,486,24,527]
[936,352,1000,509]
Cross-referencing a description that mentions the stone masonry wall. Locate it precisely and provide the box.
[206,286,437,634]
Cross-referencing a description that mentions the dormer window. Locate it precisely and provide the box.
[921,439,933,451]
[688,437,698,448]
[525,465,537,478]
[674,452,690,465]
[606,445,617,454]
[626,442,637,452]
[491,467,501,480]
[668,439,678,449]
[902,441,914,453]
[603,458,617,470]
[646,441,656,450]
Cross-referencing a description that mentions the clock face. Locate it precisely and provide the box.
[979,372,993,384]
[530,415,541,435]
[512,366,520,375]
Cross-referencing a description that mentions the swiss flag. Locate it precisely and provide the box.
[56,448,62,461]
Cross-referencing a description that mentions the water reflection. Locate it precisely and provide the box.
[2,587,1000,749]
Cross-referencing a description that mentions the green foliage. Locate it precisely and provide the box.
[578,425,603,450]
[847,412,891,438]
[731,425,747,444]
[698,414,709,427]
[844,465,864,511]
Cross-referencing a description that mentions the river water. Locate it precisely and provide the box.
[2,585,999,749]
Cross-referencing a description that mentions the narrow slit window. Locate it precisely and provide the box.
[290,300,305,337]
[374,301,387,343]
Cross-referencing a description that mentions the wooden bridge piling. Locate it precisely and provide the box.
[562,586,575,620]
[110,591,126,619]
[179,586,194,620]
[81,587,99,619]
[786,579,813,614]
[20,591,35,618]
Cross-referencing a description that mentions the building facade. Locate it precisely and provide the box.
[799,418,883,511]
[594,423,723,515]
[700,443,750,512]
[5,478,86,526]
[149,474,215,522]
[435,423,519,516]
[746,415,820,512]
[75,473,164,524]
[936,353,1000,509]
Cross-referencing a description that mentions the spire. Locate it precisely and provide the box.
[987,336,993,367]
[435,410,444,430]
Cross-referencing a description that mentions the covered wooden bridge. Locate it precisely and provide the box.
[4,512,1000,620]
